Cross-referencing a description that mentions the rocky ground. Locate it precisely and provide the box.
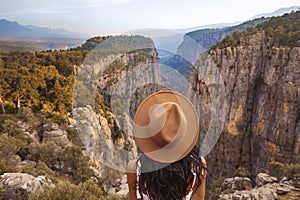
[0,173,54,199]
[219,173,300,200]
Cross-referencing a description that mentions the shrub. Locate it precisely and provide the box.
[269,161,285,179]
[0,119,22,136]
[269,161,300,180]
[285,164,300,179]
[233,167,250,177]
[207,176,225,200]
[29,179,107,200]
[17,107,35,122]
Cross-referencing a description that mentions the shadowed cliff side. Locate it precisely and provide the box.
[191,30,300,182]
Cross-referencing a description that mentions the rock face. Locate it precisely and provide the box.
[191,31,300,178]
[71,49,161,194]
[107,175,129,196]
[42,122,69,146]
[72,40,161,196]
[98,49,162,127]
[165,18,269,77]
[73,105,137,172]
[0,173,54,200]
[219,173,300,200]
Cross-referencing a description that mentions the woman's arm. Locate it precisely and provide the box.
[192,157,207,200]
[127,159,139,200]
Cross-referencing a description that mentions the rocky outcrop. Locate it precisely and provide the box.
[42,122,69,146]
[223,177,252,191]
[256,173,278,187]
[0,173,54,200]
[72,105,136,172]
[107,175,128,196]
[191,31,300,178]
[219,173,300,200]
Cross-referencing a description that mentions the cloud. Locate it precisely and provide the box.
[0,0,134,15]
[58,0,134,9]
[33,8,71,14]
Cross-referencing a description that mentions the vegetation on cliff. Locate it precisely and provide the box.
[0,35,155,199]
[211,10,300,49]
[186,17,269,50]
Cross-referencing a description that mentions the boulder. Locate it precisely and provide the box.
[219,190,254,200]
[256,173,278,187]
[223,177,252,191]
[107,175,128,196]
[276,186,290,194]
[257,183,279,200]
[0,173,54,200]
[42,122,69,146]
[231,191,252,200]
[218,173,300,200]
[249,189,259,199]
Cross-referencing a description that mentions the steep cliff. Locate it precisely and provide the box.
[73,35,162,173]
[97,47,161,137]
[162,18,269,77]
[191,30,300,180]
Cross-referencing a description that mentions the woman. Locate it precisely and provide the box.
[127,91,207,200]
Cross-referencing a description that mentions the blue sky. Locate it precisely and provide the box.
[0,0,299,36]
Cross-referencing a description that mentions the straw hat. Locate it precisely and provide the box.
[134,90,199,163]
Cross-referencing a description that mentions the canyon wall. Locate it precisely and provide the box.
[190,31,300,179]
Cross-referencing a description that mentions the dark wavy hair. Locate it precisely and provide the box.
[137,145,203,200]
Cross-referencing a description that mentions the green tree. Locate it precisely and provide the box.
[27,142,64,171]
[63,146,94,183]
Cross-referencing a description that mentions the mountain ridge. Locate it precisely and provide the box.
[250,5,300,20]
[0,19,85,40]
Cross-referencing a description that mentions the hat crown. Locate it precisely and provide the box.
[133,91,199,163]
[149,102,186,148]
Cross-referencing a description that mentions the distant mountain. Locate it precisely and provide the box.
[125,28,184,53]
[173,22,241,34]
[0,19,84,39]
[126,6,300,60]
[250,6,300,20]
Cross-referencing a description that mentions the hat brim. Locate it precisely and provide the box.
[134,90,199,163]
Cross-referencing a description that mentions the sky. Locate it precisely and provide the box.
[0,0,300,36]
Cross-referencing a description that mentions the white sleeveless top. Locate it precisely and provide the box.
[136,160,197,200]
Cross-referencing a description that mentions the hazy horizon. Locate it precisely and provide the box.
[1,0,300,36]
